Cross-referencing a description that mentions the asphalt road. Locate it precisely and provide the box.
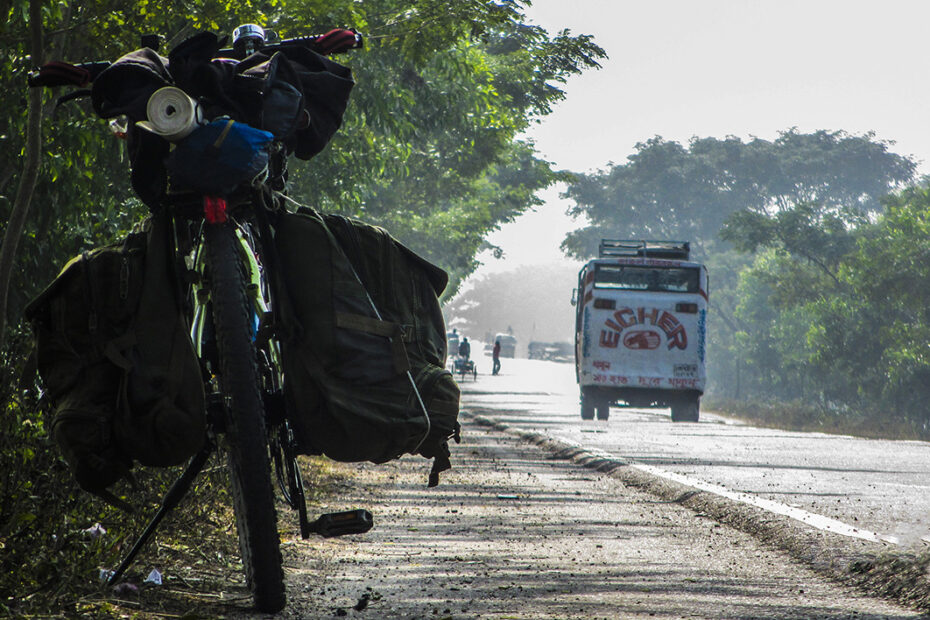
[459,355,930,551]
[266,420,923,619]
[208,353,930,618]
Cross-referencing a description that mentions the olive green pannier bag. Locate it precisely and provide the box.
[25,214,206,508]
[272,208,460,486]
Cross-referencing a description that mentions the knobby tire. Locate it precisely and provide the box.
[204,223,285,613]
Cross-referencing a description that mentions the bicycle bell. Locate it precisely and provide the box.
[232,23,266,56]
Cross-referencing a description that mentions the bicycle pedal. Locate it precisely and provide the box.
[308,509,373,537]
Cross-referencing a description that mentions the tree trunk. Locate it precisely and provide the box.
[0,0,43,349]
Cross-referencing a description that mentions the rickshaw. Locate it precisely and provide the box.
[453,355,477,381]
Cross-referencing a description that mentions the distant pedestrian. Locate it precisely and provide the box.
[492,338,501,375]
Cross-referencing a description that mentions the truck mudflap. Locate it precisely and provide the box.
[580,385,702,422]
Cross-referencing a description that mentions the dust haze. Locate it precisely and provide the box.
[443,262,581,355]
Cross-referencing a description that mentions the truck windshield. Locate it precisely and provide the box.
[594,265,699,293]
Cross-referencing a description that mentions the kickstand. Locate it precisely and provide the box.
[107,441,214,585]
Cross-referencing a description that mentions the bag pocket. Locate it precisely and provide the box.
[411,365,461,459]
[52,407,131,495]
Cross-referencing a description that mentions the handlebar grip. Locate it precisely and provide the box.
[27,61,111,87]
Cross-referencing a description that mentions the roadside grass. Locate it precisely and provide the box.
[0,323,344,618]
[2,442,343,619]
[703,397,930,442]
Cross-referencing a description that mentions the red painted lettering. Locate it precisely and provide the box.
[638,307,660,325]
[658,311,687,350]
[613,308,636,328]
[605,318,624,332]
[666,325,687,350]
[657,311,679,333]
[600,330,620,348]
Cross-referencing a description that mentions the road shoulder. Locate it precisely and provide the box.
[464,408,930,617]
[266,416,924,619]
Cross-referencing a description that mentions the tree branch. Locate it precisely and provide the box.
[0,163,16,197]
[0,0,43,348]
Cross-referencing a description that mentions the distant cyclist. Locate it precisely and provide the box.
[458,337,471,360]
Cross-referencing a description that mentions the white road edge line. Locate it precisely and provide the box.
[629,461,900,545]
[554,439,901,545]
[468,412,905,546]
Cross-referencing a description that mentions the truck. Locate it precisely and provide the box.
[572,239,708,422]
[493,333,517,358]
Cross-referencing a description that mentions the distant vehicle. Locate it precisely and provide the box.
[494,333,517,358]
[572,239,708,422]
[447,331,460,356]
[527,341,573,363]
[453,355,477,381]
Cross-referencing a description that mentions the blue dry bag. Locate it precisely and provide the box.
[166,118,273,196]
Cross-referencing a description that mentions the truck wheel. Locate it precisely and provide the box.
[580,390,595,420]
[671,397,700,422]
[596,401,610,421]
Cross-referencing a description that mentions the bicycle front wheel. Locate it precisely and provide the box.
[204,222,285,613]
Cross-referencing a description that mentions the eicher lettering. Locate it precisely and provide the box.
[600,306,687,350]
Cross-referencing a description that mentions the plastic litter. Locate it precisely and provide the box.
[144,568,163,585]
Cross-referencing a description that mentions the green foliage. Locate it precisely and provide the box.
[0,326,240,615]
[720,185,930,431]
[1,0,608,612]
[560,129,915,262]
[282,0,605,292]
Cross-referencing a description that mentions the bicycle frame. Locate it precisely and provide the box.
[189,220,273,361]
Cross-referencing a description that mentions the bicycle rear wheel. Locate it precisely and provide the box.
[204,222,285,613]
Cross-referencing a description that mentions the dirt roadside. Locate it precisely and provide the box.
[249,414,924,619]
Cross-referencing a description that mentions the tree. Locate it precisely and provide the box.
[711,184,930,426]
[806,186,930,420]
[560,129,916,262]
[282,0,605,293]
[0,0,43,346]
[0,0,606,335]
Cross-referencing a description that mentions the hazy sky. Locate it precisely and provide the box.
[472,0,930,277]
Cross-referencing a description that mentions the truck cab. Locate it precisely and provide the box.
[573,239,708,422]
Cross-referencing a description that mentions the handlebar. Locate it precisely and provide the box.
[27,60,111,88]
[216,29,363,58]
[27,28,363,88]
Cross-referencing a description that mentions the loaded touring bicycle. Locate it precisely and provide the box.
[572,240,708,422]
[26,23,460,613]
